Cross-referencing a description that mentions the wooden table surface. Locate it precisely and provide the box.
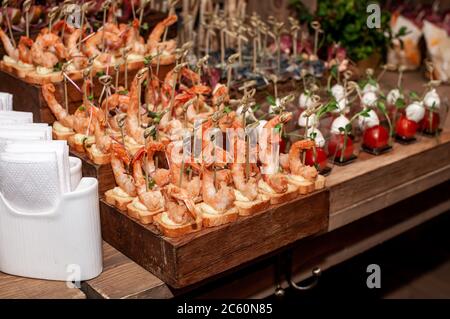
[1,71,449,299]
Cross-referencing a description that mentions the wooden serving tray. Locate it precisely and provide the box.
[100,189,329,288]
[0,64,173,124]
[70,150,115,197]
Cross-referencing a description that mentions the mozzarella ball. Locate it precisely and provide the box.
[405,102,425,123]
[331,115,350,135]
[298,93,314,109]
[363,82,379,94]
[298,110,317,127]
[423,89,441,109]
[387,89,403,106]
[358,109,380,130]
[306,127,325,148]
[331,84,345,100]
[362,91,378,108]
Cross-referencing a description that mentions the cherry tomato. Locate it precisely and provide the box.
[327,134,354,160]
[305,147,328,170]
[363,125,389,149]
[419,110,440,133]
[396,115,417,138]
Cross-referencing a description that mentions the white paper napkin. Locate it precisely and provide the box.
[0,93,13,111]
[0,110,33,124]
[4,141,71,193]
[0,152,61,214]
[0,126,52,141]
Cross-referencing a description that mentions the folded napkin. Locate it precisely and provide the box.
[0,152,60,214]
[0,125,52,141]
[0,110,33,125]
[4,140,71,193]
[0,93,13,111]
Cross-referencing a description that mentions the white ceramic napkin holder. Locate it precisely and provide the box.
[0,168,102,281]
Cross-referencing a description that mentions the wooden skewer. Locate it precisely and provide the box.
[23,0,31,38]
[2,1,15,48]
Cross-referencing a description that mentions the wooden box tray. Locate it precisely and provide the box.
[100,189,329,288]
[70,150,114,197]
[0,64,173,124]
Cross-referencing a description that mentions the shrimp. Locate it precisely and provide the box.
[163,184,197,224]
[147,15,178,53]
[167,141,202,200]
[231,137,259,201]
[31,30,67,68]
[145,74,162,108]
[111,143,137,197]
[42,84,93,134]
[102,90,130,112]
[132,147,165,212]
[18,36,34,64]
[92,115,112,154]
[125,19,147,56]
[84,27,123,63]
[260,112,293,193]
[0,29,18,60]
[202,167,235,213]
[159,111,184,140]
[65,29,88,70]
[126,72,147,145]
[212,84,230,108]
[288,140,318,182]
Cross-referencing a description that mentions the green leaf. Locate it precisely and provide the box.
[274,123,283,133]
[78,105,85,112]
[345,123,352,132]
[409,91,420,100]
[141,22,149,31]
[395,98,405,109]
[358,108,371,118]
[266,95,276,106]
[96,71,106,78]
[118,90,129,95]
[223,106,232,114]
[252,103,261,113]
[148,178,156,190]
[377,101,386,114]
[88,95,94,101]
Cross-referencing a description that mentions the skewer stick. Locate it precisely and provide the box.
[220,26,226,67]
[168,62,187,120]
[101,1,112,54]
[196,54,209,81]
[61,61,73,113]
[131,0,137,20]
[78,2,91,51]
[311,21,322,59]
[114,63,120,89]
[122,47,131,89]
[2,1,15,48]
[226,53,239,89]
[48,7,59,32]
[138,0,150,27]
[23,0,31,38]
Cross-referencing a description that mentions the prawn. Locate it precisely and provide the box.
[288,140,318,182]
[42,84,93,135]
[18,36,34,64]
[111,143,137,197]
[163,184,197,225]
[202,167,235,213]
[0,28,18,60]
[132,146,165,212]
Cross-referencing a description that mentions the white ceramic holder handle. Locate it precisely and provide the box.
[0,178,103,281]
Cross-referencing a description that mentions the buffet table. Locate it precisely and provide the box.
[1,71,449,299]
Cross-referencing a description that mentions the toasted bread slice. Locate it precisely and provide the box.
[67,134,95,153]
[233,190,270,216]
[24,68,63,85]
[258,180,299,205]
[314,175,326,190]
[52,121,75,140]
[126,198,164,225]
[105,188,135,211]
[86,144,111,165]
[196,202,239,227]
[287,175,315,195]
[0,58,34,78]
[153,211,203,238]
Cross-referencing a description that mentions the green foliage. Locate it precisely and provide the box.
[266,95,276,106]
[118,90,129,95]
[290,0,392,62]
